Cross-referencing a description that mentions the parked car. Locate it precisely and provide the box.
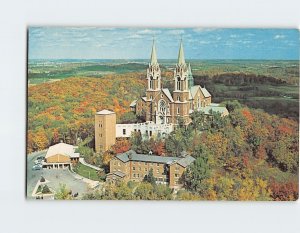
[37,156,45,161]
[34,160,41,165]
[32,164,42,170]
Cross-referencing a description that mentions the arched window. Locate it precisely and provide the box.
[159,99,166,114]
[177,77,181,91]
[150,76,154,89]
[197,97,200,108]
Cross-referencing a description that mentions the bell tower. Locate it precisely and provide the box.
[172,40,190,122]
[146,39,161,101]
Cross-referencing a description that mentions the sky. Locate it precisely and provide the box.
[28,27,299,60]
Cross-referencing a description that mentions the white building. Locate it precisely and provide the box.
[116,121,174,139]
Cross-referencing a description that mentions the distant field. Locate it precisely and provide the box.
[27,59,299,119]
[28,59,299,84]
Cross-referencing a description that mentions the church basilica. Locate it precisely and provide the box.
[131,40,220,125]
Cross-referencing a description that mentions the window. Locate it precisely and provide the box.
[150,76,154,89]
[145,168,148,172]
[146,130,148,135]
[175,173,178,177]
[159,100,166,113]
[123,129,126,135]
[133,167,136,171]
[177,107,180,114]
[149,131,152,137]
[157,163,159,167]
[177,96,180,101]
[137,174,140,178]
[177,76,181,91]
[100,134,102,137]
[157,169,159,174]
[133,174,136,178]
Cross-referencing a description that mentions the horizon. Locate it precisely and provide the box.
[28,27,299,60]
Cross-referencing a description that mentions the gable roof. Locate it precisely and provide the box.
[116,150,177,164]
[115,150,195,168]
[45,142,79,159]
[201,87,211,98]
[176,155,195,168]
[162,88,174,102]
[190,85,200,98]
[130,100,137,107]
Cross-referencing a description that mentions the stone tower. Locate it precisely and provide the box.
[95,109,116,153]
[172,40,190,122]
[146,39,161,101]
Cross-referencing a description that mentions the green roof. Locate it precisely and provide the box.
[116,150,195,167]
[198,105,229,115]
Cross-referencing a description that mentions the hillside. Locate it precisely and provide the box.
[27,74,146,153]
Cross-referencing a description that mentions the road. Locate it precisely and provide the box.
[26,151,90,199]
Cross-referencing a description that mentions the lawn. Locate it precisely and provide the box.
[73,163,104,181]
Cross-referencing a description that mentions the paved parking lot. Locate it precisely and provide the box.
[27,151,90,199]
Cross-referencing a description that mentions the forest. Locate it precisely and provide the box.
[27,60,299,201]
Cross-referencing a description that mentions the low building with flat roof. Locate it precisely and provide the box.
[42,142,80,169]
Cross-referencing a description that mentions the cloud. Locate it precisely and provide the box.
[166,29,185,35]
[230,34,238,38]
[274,34,286,40]
[127,34,144,39]
[137,29,160,35]
[192,28,218,33]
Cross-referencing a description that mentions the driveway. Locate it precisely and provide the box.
[27,151,90,199]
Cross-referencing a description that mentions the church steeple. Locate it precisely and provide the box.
[178,39,185,66]
[150,39,158,65]
[174,39,188,92]
[188,63,194,88]
[146,39,161,93]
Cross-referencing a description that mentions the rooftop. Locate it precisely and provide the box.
[45,142,79,159]
[116,150,195,167]
[96,109,115,115]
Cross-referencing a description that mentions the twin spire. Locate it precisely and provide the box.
[150,39,186,65]
[177,39,186,65]
[150,39,158,65]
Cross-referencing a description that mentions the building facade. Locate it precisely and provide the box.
[131,40,224,125]
[107,150,195,188]
[94,40,229,152]
[42,142,80,169]
[95,110,116,153]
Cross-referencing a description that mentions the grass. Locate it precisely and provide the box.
[73,163,103,181]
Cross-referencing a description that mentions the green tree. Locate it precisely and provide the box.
[54,184,73,200]
[153,184,172,200]
[184,156,210,194]
[143,168,156,185]
[134,182,154,200]
[190,110,206,132]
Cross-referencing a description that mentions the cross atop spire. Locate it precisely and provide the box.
[177,39,185,66]
[150,38,158,65]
